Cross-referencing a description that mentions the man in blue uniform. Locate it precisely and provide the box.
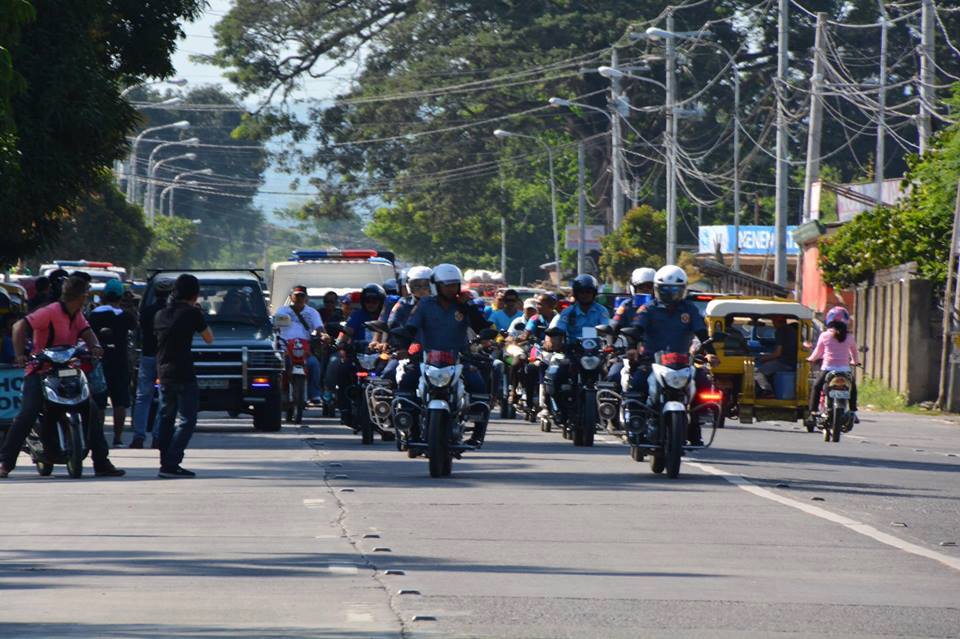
[627,265,716,446]
[400,264,494,446]
[606,267,656,385]
[373,266,433,381]
[326,283,385,426]
[542,275,610,421]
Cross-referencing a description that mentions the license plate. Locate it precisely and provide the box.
[57,368,78,378]
[291,366,306,375]
[198,379,229,389]
[829,390,850,399]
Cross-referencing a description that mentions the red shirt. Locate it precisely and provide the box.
[26,302,90,355]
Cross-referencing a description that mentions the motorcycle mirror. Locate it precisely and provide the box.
[389,326,415,339]
[595,324,614,336]
[619,326,642,339]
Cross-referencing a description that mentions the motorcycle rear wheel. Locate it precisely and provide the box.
[427,410,448,478]
[650,454,665,474]
[36,462,53,476]
[630,445,644,462]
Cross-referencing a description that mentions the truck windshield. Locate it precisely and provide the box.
[196,281,269,324]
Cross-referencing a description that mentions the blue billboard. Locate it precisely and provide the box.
[698,225,800,256]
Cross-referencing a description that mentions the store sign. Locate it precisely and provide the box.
[698,225,800,256]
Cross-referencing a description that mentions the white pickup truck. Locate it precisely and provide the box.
[268,249,398,314]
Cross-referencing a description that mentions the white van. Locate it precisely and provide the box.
[269,249,397,314]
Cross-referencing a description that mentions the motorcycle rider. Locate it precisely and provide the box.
[512,293,559,414]
[606,267,656,385]
[489,288,522,332]
[327,283,386,426]
[375,266,433,381]
[542,275,610,422]
[626,265,717,446]
[275,285,325,405]
[0,275,124,478]
[807,306,860,425]
[400,264,494,447]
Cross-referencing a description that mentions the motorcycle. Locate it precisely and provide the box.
[620,327,724,479]
[542,325,605,447]
[815,368,856,443]
[23,345,95,478]
[397,328,496,477]
[283,337,309,424]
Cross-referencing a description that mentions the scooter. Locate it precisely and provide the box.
[23,345,95,478]
[816,368,856,443]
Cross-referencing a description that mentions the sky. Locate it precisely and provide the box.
[169,0,349,220]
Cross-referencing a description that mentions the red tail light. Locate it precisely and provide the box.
[408,343,422,356]
[661,352,689,366]
[356,371,369,378]
[698,390,723,402]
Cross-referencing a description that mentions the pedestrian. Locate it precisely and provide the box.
[131,278,173,449]
[27,276,52,312]
[154,274,214,478]
[88,279,138,447]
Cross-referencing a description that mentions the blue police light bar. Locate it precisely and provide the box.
[292,249,396,264]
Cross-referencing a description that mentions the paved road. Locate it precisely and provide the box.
[1,409,959,638]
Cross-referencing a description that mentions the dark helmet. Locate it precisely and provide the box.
[571,274,599,296]
[383,278,399,296]
[360,283,386,304]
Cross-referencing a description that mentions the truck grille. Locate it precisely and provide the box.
[247,349,284,370]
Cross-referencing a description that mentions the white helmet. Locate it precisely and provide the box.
[630,267,656,292]
[406,265,433,282]
[432,263,463,286]
[653,265,688,304]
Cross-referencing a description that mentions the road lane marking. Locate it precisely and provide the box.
[687,461,960,574]
[327,564,360,574]
[303,498,326,508]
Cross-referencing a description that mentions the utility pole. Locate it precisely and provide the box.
[875,4,888,203]
[774,0,790,286]
[936,180,960,410]
[578,142,587,274]
[919,0,935,155]
[665,9,678,264]
[499,169,507,281]
[732,63,742,271]
[801,13,826,226]
[610,47,625,231]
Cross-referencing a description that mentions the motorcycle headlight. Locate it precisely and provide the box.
[580,355,602,370]
[663,368,691,389]
[424,365,455,387]
[581,338,598,351]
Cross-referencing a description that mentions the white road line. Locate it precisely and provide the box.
[687,461,960,574]
[303,498,326,508]
[327,564,360,574]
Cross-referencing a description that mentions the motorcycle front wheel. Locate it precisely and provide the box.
[665,412,686,479]
[579,392,597,447]
[427,410,449,478]
[65,413,84,479]
[292,376,305,424]
[358,392,374,445]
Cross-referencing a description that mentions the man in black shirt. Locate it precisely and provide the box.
[154,274,214,478]
[132,279,173,449]
[88,279,138,447]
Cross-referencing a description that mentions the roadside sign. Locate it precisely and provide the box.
[0,366,24,422]
[565,225,605,251]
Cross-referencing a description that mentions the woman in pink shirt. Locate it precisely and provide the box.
[807,306,860,418]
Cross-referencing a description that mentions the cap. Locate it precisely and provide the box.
[523,298,537,310]
[103,279,124,299]
[291,285,308,295]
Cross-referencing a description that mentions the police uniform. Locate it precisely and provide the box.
[606,294,652,383]
[544,302,610,419]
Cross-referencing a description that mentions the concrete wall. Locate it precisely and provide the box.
[854,263,939,403]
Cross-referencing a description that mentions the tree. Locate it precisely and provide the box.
[44,173,152,270]
[598,205,666,283]
[0,0,203,266]
[819,85,960,289]
[143,216,199,269]
[129,84,269,266]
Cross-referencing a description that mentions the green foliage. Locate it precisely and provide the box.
[819,85,960,289]
[0,0,204,267]
[143,216,198,269]
[598,205,666,283]
[45,173,152,269]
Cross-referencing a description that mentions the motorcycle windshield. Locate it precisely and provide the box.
[41,346,77,364]
[425,350,458,367]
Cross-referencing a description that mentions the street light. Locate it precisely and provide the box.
[120,78,188,98]
[126,120,189,202]
[493,129,561,287]
[159,180,201,220]
[145,141,199,223]
[147,152,198,223]
[162,168,213,218]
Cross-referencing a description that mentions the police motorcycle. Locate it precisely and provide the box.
[362,320,408,448]
[542,325,605,447]
[392,326,497,478]
[617,326,724,479]
[331,322,395,446]
[23,344,97,478]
